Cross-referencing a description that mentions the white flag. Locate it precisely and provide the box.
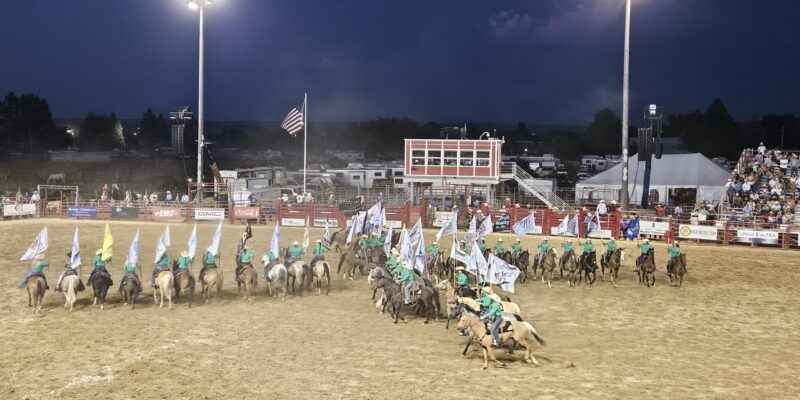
[476,215,493,240]
[20,227,48,261]
[512,212,537,236]
[414,231,426,273]
[383,224,393,256]
[556,215,570,236]
[70,227,81,269]
[400,227,413,261]
[127,229,140,266]
[302,217,310,249]
[270,222,281,259]
[154,225,171,263]
[322,221,331,248]
[187,223,198,259]
[436,211,458,241]
[488,254,521,293]
[468,240,488,278]
[346,214,361,244]
[464,215,477,243]
[450,236,469,266]
[408,217,422,247]
[569,215,580,236]
[206,220,223,256]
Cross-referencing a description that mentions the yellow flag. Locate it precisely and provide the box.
[102,223,114,262]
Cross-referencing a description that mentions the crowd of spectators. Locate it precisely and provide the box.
[725,143,799,225]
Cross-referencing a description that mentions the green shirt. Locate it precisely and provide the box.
[124,262,138,273]
[456,271,468,286]
[427,245,439,256]
[287,246,304,257]
[399,268,414,282]
[512,243,523,252]
[313,244,328,256]
[639,243,653,254]
[31,261,49,273]
[478,242,487,253]
[203,251,218,265]
[239,250,254,263]
[176,256,192,270]
[482,302,502,320]
[388,255,398,267]
[267,251,278,262]
[460,244,470,254]
[668,246,682,257]
[93,255,106,267]
[538,242,550,252]
[562,243,573,253]
[480,293,492,308]
[368,237,380,247]
[494,244,506,254]
[377,235,387,245]
[358,239,369,250]
[582,243,595,253]
[605,241,617,251]
[157,254,171,266]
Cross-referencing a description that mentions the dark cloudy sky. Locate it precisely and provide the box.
[0,0,797,123]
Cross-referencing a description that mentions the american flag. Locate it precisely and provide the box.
[280,102,304,136]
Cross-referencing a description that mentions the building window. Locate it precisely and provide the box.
[352,175,361,180]
[412,150,425,165]
[476,151,490,167]
[444,151,457,166]
[428,150,442,166]
[374,172,382,177]
[460,151,474,166]
[395,178,404,184]
[649,189,659,204]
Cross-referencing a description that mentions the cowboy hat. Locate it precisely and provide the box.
[611,200,617,204]
[315,239,322,243]
[432,241,438,245]
[181,250,189,257]
[610,237,616,241]
[292,240,300,245]
[391,248,399,255]
[515,238,520,242]
[567,239,573,243]
[600,200,605,203]
[482,286,494,294]
[459,240,466,243]
[542,237,548,241]
[35,254,45,261]
[497,238,503,242]
[455,266,465,271]
[642,238,649,242]
[96,249,103,255]
[489,294,502,303]
[361,234,368,239]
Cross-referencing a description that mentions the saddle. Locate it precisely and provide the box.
[31,272,46,280]
[174,269,191,279]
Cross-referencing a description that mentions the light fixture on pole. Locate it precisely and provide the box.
[620,0,632,208]
[188,0,212,199]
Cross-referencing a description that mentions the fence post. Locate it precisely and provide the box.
[722,222,730,245]
[783,224,790,249]
[543,207,551,236]
[578,208,586,238]
[275,199,282,225]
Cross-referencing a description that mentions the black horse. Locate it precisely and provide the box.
[579,251,598,286]
[90,270,113,310]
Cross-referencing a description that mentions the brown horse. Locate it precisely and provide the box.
[601,248,625,287]
[337,250,366,280]
[668,253,687,288]
[201,266,223,303]
[457,312,545,369]
[310,260,331,295]
[638,251,656,287]
[515,250,530,284]
[564,252,579,288]
[27,275,46,314]
[237,265,258,303]
[540,248,558,288]
[173,270,195,308]
[122,274,141,310]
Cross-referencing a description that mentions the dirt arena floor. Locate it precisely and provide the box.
[0,219,798,399]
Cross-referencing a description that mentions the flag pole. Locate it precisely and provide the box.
[302,92,308,195]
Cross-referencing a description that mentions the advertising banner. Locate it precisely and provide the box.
[432,211,455,228]
[111,206,139,220]
[67,206,97,219]
[281,218,306,227]
[638,221,670,237]
[3,203,37,217]
[313,218,338,228]
[678,224,717,241]
[736,229,780,245]
[493,213,510,232]
[233,207,261,220]
[151,207,185,222]
[194,208,225,220]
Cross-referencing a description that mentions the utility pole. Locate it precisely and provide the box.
[620,0,632,208]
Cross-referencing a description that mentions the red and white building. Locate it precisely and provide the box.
[403,138,505,185]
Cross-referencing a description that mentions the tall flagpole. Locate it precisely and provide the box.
[303,92,308,195]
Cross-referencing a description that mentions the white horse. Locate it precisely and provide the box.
[62,274,80,311]
[263,256,288,301]
[154,271,174,308]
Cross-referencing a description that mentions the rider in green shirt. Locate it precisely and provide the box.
[199,250,219,284]
[477,239,488,254]
[578,239,595,266]
[560,239,574,268]
[666,241,682,273]
[286,241,304,264]
[398,260,415,304]
[427,241,439,256]
[455,266,469,295]
[480,287,504,346]
[175,251,192,275]
[460,240,470,254]
[494,238,506,256]
[118,261,141,292]
[236,245,254,282]
[18,253,50,290]
[310,239,328,266]
[537,238,550,265]
[152,251,171,288]
[637,238,654,268]
[88,249,111,285]
[511,238,523,264]
[600,237,617,263]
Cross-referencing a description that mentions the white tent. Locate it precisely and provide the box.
[575,153,730,205]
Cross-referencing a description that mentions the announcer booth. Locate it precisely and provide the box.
[404,138,504,215]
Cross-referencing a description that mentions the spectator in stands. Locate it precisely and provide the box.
[165,191,173,202]
[596,200,607,216]
[328,193,335,205]
[656,204,666,218]
[758,142,766,154]
[281,193,289,204]
[607,200,618,214]
[296,192,304,204]
[30,191,40,204]
[377,192,384,205]
[304,192,313,203]
[674,205,684,220]
[149,192,158,203]
[16,188,23,203]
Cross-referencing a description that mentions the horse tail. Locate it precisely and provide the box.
[433,288,441,317]
[337,253,347,274]
[522,321,546,346]
[323,264,331,294]
[66,276,76,306]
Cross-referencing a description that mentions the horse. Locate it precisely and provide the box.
[499,251,513,265]
[579,251,597,287]
[540,248,558,288]
[237,264,258,302]
[601,248,625,287]
[46,172,66,184]
[429,253,448,282]
[668,253,688,288]
[173,270,195,308]
[564,252,579,288]
[201,266,223,304]
[61,274,80,312]
[329,228,349,252]
[337,250,366,280]
[265,263,288,300]
[154,270,174,308]
[515,250,530,284]
[637,250,656,287]
[26,275,46,314]
[310,260,332,295]
[122,274,141,310]
[90,269,113,310]
[456,312,546,369]
[286,260,310,296]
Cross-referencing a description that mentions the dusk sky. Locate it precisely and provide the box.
[1,0,798,124]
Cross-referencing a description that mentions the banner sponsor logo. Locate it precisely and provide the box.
[638,221,670,236]
[385,220,403,228]
[3,203,36,217]
[678,224,717,241]
[432,211,455,228]
[194,208,225,220]
[587,229,612,239]
[151,207,184,221]
[313,218,338,228]
[281,218,306,227]
[736,229,780,245]
[67,206,97,218]
[493,213,511,232]
[233,207,260,219]
[111,206,139,220]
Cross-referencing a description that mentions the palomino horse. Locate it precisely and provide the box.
[90,269,113,310]
[601,248,625,287]
[237,265,258,303]
[122,274,141,310]
[62,274,80,312]
[668,253,688,288]
[638,250,656,287]
[457,312,546,369]
[540,248,558,288]
[173,270,195,308]
[337,250,366,280]
[564,252,579,288]
[154,270,174,308]
[286,260,310,296]
[27,275,46,314]
[201,266,223,304]
[310,260,331,295]
[265,263,288,301]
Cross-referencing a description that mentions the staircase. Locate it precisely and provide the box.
[511,164,570,210]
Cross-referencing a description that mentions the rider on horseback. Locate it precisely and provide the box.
[198,250,219,285]
[56,251,83,292]
[18,253,50,290]
[578,239,595,266]
[511,238,523,265]
[494,238,506,256]
[398,257,415,305]
[460,239,470,255]
[560,239,574,269]
[151,251,172,288]
[666,241,682,274]
[87,249,111,285]
[388,248,402,277]
[236,244,255,282]
[537,237,550,265]
[357,234,369,260]
[477,239,488,255]
[426,241,439,270]
[285,241,304,265]
[600,237,617,264]
[118,260,141,292]
[479,286,504,347]
[310,239,327,266]
[455,266,469,295]
[636,238,654,272]
[174,251,192,277]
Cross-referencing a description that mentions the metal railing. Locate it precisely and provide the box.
[511,164,570,210]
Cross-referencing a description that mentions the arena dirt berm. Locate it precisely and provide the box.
[0,219,798,399]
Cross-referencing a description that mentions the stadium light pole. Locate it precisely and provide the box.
[620,0,632,208]
[189,0,211,197]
